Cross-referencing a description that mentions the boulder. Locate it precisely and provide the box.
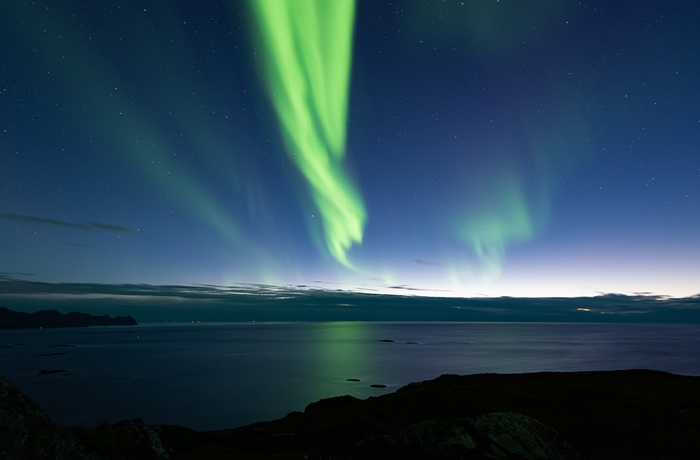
[353,412,580,459]
[0,375,96,460]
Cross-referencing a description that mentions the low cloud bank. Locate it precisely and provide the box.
[1,278,698,323]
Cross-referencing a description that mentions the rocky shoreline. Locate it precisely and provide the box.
[2,369,700,459]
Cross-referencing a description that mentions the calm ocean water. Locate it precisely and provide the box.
[2,322,700,431]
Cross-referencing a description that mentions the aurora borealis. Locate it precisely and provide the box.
[250,0,365,267]
[1,1,699,300]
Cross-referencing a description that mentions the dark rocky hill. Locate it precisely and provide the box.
[2,369,700,459]
[0,307,137,329]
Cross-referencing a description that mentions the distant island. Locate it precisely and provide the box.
[0,307,137,329]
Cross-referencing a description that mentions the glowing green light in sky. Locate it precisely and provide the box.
[250,0,366,267]
[456,170,540,281]
[4,1,263,260]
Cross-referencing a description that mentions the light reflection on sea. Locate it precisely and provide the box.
[1,322,699,431]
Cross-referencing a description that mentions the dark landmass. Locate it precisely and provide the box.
[0,307,137,329]
[2,370,700,459]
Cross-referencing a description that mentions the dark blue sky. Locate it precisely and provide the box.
[1,1,699,299]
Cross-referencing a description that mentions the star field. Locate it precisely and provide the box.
[1,0,699,300]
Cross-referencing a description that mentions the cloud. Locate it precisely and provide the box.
[65,242,93,248]
[1,213,135,234]
[1,279,699,323]
[0,272,36,281]
[388,284,452,294]
[414,259,442,266]
[89,222,135,233]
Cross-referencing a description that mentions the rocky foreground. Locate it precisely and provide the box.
[2,369,700,459]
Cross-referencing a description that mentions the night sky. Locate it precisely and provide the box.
[2,0,699,300]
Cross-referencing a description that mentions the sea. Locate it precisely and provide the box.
[2,321,700,431]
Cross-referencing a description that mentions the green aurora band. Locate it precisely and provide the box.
[450,108,586,284]
[456,172,538,281]
[3,1,277,270]
[250,0,366,267]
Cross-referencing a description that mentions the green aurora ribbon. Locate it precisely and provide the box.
[250,0,366,268]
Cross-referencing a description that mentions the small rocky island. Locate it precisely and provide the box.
[0,307,137,329]
[2,369,700,459]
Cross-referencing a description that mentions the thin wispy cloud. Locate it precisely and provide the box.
[0,272,36,281]
[65,242,93,248]
[413,259,441,266]
[1,213,135,234]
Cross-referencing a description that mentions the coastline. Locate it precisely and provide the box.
[3,369,700,459]
[3,321,700,432]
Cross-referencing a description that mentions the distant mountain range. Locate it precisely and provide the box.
[0,307,137,329]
